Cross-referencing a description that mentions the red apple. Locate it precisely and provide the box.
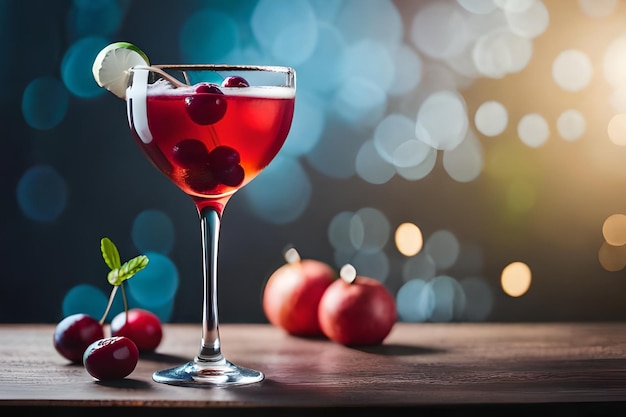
[110,308,163,353]
[263,248,336,337]
[318,264,397,346]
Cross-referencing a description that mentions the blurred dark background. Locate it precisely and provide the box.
[4,0,626,324]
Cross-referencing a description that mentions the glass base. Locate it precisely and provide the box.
[152,358,264,387]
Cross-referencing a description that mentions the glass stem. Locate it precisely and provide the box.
[196,207,224,364]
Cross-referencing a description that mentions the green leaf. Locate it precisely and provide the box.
[101,237,121,270]
[121,255,149,279]
[107,255,149,286]
[107,268,120,286]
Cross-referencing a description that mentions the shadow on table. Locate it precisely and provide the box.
[352,343,445,356]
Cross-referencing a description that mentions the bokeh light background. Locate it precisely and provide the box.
[4,0,626,324]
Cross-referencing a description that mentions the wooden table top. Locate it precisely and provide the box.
[1,322,626,415]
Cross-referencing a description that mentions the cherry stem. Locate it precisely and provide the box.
[133,65,187,88]
[99,285,119,325]
[141,65,222,148]
[121,283,129,322]
[208,126,220,148]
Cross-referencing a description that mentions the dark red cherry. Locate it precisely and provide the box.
[195,83,221,94]
[184,167,219,193]
[185,84,227,125]
[215,164,245,187]
[83,336,139,381]
[111,308,163,353]
[208,146,240,171]
[222,76,249,88]
[53,313,105,363]
[172,139,210,167]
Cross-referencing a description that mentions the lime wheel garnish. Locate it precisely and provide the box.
[92,42,150,99]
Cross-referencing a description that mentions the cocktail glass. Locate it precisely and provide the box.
[125,64,295,387]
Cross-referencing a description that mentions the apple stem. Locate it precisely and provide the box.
[340,264,357,284]
[284,246,301,264]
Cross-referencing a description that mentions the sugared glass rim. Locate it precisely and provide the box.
[130,64,296,89]
[152,64,295,74]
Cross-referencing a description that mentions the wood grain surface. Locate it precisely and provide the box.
[1,322,626,416]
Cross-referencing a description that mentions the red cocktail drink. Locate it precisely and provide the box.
[124,64,296,387]
[129,73,295,214]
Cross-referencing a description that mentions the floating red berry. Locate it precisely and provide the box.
[208,146,244,187]
[172,139,210,168]
[185,83,227,125]
[221,76,249,88]
[215,164,245,187]
[208,146,241,171]
[184,167,219,193]
[195,83,221,94]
